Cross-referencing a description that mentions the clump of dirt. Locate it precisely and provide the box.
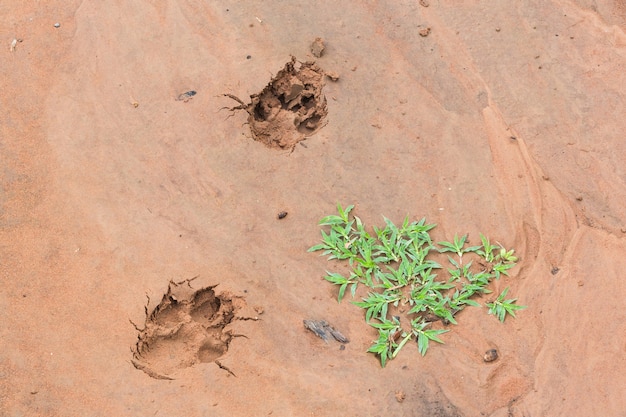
[310,37,325,57]
[224,56,328,151]
[130,279,247,379]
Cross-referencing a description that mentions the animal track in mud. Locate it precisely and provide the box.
[130,279,249,379]
[224,56,328,151]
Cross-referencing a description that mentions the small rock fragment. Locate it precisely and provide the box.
[395,390,406,403]
[54,23,60,28]
[310,37,325,57]
[483,348,498,362]
[419,0,429,6]
[419,27,431,37]
[176,90,197,102]
[325,71,340,81]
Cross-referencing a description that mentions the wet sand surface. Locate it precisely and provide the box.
[1,1,626,416]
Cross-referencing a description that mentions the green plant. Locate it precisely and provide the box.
[309,203,525,367]
[486,287,526,322]
[438,234,481,264]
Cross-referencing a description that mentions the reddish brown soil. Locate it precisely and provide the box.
[2,2,626,416]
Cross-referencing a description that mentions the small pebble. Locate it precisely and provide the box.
[310,37,325,58]
[325,71,340,81]
[395,390,406,403]
[176,90,196,102]
[277,211,288,220]
[54,23,60,28]
[483,348,498,362]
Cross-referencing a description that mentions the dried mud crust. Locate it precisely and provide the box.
[225,56,328,151]
[130,279,249,379]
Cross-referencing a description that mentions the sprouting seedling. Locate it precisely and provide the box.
[496,245,518,263]
[492,261,515,279]
[486,287,526,322]
[410,318,449,356]
[319,202,354,226]
[477,233,500,262]
[353,291,402,322]
[373,218,406,263]
[438,234,481,264]
[323,271,358,302]
[367,317,403,367]
[447,256,474,282]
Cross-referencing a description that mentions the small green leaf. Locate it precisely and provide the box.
[350,282,358,297]
[497,247,518,263]
[477,234,499,262]
[308,243,328,252]
[338,283,347,301]
[354,291,400,322]
[318,215,345,226]
[416,331,430,356]
[414,327,448,356]
[493,262,515,279]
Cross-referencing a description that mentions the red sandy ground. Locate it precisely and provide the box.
[2,1,626,416]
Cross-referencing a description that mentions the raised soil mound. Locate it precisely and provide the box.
[131,280,245,379]
[225,56,328,151]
